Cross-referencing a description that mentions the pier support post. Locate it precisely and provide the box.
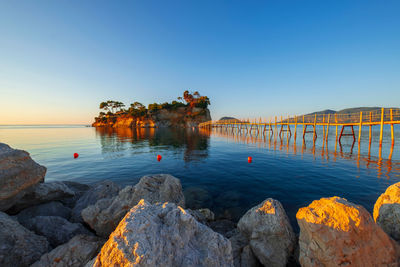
[390,108,394,146]
[326,114,330,144]
[379,108,384,159]
[313,114,317,141]
[358,112,363,144]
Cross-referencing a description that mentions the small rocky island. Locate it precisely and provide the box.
[1,142,400,267]
[92,91,211,128]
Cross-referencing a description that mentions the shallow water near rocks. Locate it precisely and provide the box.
[1,125,400,231]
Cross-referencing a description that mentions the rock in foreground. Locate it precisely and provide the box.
[70,180,120,223]
[82,174,185,237]
[22,216,92,247]
[0,211,49,267]
[373,182,400,241]
[31,235,104,267]
[297,196,399,267]
[0,143,46,211]
[92,199,233,267]
[8,181,75,213]
[237,198,295,267]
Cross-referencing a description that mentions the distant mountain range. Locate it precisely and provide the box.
[305,107,399,116]
[219,107,400,124]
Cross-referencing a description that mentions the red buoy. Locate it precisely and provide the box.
[73,153,79,159]
[248,156,252,163]
[157,155,162,161]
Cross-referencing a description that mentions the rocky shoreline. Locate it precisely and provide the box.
[1,142,400,266]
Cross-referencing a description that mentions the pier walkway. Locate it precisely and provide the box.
[199,108,400,159]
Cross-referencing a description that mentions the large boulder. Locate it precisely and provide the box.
[297,196,399,267]
[0,143,46,211]
[31,235,104,267]
[8,181,75,213]
[373,182,400,241]
[82,174,185,237]
[237,198,295,267]
[0,211,49,266]
[70,180,120,223]
[21,216,92,247]
[16,201,71,224]
[92,199,233,266]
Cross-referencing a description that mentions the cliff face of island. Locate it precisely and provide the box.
[92,107,211,128]
[92,91,212,128]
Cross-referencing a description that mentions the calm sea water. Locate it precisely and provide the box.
[1,125,400,231]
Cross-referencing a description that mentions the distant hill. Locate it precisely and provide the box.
[301,107,400,123]
[305,107,399,116]
[219,117,239,121]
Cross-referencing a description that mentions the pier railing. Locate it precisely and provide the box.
[199,108,400,159]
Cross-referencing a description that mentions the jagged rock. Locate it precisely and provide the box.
[297,196,399,267]
[187,208,215,224]
[0,143,46,211]
[85,257,97,267]
[209,219,237,238]
[60,181,91,208]
[31,235,104,267]
[237,198,295,267]
[8,181,75,213]
[373,182,400,241]
[70,180,120,223]
[82,174,185,237]
[92,200,233,266]
[22,216,92,247]
[0,211,49,266]
[241,245,262,267]
[229,231,261,267]
[16,201,71,225]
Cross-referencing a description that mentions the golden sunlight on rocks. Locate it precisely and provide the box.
[373,182,400,241]
[256,200,276,214]
[93,199,233,266]
[296,196,399,267]
[237,198,295,267]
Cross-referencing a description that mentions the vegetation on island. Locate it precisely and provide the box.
[94,90,210,124]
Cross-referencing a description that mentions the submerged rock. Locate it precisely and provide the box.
[237,198,295,267]
[22,216,92,247]
[209,219,237,238]
[184,186,213,209]
[31,235,104,267]
[82,174,185,237]
[70,180,120,223]
[0,211,49,267]
[187,208,215,224]
[0,143,46,211]
[373,182,400,241]
[92,200,233,267]
[8,181,75,213]
[297,196,399,267]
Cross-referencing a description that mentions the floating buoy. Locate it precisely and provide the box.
[74,153,79,159]
[157,155,162,161]
[248,156,252,163]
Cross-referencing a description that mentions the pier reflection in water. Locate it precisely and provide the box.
[202,126,400,180]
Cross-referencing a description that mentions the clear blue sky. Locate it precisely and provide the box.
[1,1,399,124]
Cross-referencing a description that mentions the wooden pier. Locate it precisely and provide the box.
[199,108,400,160]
